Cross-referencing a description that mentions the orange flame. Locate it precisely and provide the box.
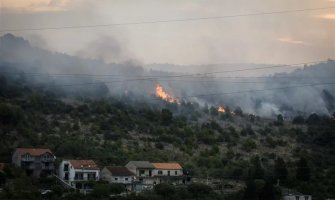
[155,84,179,103]
[218,106,225,113]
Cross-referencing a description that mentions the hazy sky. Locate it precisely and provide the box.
[1,0,334,65]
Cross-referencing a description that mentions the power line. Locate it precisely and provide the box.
[38,81,335,101]
[0,6,334,32]
[154,82,335,100]
[0,59,330,78]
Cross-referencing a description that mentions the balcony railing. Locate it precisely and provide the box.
[139,174,151,177]
[74,177,97,181]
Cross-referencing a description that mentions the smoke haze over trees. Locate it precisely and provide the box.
[1,33,335,118]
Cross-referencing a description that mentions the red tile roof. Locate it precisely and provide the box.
[105,166,134,176]
[69,160,99,170]
[15,148,53,156]
[152,163,182,170]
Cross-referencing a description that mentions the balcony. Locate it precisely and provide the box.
[74,177,97,181]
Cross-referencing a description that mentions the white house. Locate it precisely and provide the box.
[152,163,183,177]
[58,160,100,193]
[151,162,184,184]
[100,166,135,191]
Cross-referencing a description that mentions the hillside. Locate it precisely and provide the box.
[0,64,335,199]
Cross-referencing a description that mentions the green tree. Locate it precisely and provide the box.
[296,157,310,181]
[209,106,219,116]
[274,157,288,185]
[275,114,284,126]
[259,180,280,200]
[154,183,174,197]
[234,106,243,116]
[244,180,258,200]
[243,138,257,152]
[161,108,173,125]
[251,156,264,179]
[292,116,305,124]
[187,183,212,198]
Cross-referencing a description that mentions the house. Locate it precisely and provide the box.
[125,161,155,187]
[151,162,184,184]
[101,166,135,191]
[58,160,100,193]
[152,163,183,177]
[12,148,55,177]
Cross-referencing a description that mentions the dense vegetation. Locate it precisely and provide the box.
[0,70,335,200]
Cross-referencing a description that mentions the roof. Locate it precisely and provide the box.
[128,161,155,169]
[105,166,135,176]
[15,148,53,156]
[69,160,99,170]
[152,163,182,170]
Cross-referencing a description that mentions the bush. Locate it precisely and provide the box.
[243,139,257,152]
[292,116,305,124]
[154,183,175,196]
[187,183,212,197]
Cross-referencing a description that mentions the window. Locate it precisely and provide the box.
[23,154,31,160]
[175,171,177,175]
[168,171,170,176]
[75,172,84,180]
[64,164,69,171]
[125,178,128,181]
[114,177,118,181]
[43,154,49,161]
[87,173,96,180]
[158,170,163,175]
[139,170,145,175]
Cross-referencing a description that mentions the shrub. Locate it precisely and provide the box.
[187,183,212,197]
[243,139,257,152]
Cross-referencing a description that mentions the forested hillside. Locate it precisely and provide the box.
[0,64,334,200]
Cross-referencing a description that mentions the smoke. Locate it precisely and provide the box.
[1,34,334,118]
[76,35,139,64]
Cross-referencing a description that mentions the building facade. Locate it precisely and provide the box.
[125,161,155,189]
[151,163,184,185]
[58,160,100,193]
[12,148,55,177]
[101,166,135,191]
